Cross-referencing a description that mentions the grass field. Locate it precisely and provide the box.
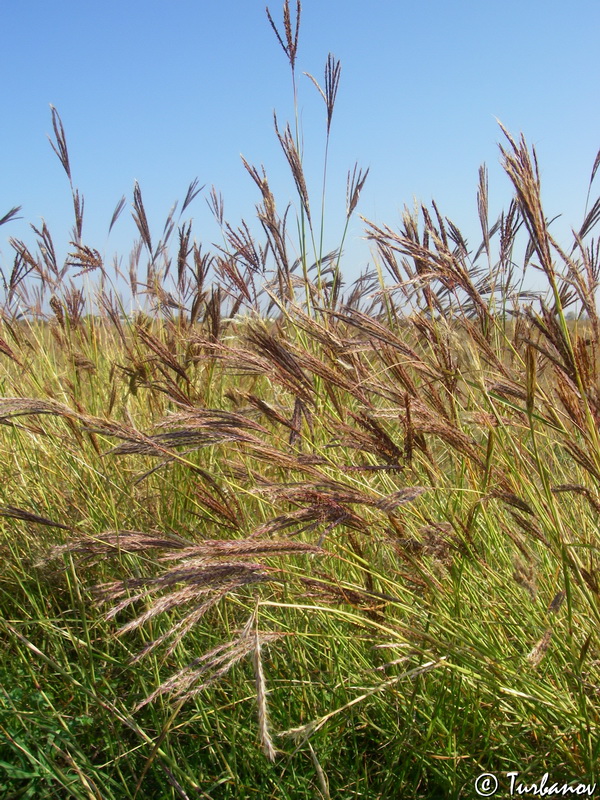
[1,3,600,798]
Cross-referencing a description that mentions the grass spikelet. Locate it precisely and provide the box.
[274,114,312,226]
[512,556,537,601]
[266,0,301,72]
[252,608,277,762]
[527,628,553,667]
[0,505,70,530]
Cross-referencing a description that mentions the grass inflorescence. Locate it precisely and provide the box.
[1,2,600,798]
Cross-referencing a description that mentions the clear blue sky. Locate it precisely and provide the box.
[2,0,599,296]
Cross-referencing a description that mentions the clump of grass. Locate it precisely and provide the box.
[1,1,600,797]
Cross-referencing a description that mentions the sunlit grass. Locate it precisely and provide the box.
[1,2,600,798]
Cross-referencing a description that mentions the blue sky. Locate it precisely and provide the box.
[2,0,600,296]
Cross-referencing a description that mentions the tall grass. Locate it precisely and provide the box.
[1,2,600,797]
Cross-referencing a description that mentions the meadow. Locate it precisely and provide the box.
[1,3,600,798]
